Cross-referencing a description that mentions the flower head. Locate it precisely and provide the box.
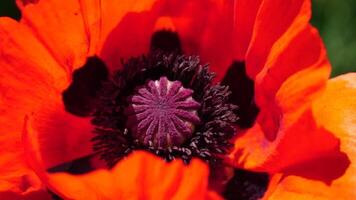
[0,0,355,199]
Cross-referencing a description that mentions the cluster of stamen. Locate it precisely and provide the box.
[92,53,238,165]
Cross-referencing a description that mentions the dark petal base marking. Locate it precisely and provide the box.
[150,30,182,54]
[223,169,269,200]
[92,53,238,166]
[0,0,21,21]
[62,56,108,116]
[49,190,63,200]
[47,155,94,175]
[222,61,259,129]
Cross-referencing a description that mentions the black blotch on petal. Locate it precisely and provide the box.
[222,61,259,128]
[0,0,21,21]
[62,56,109,117]
[48,190,63,200]
[47,155,94,175]
[150,30,182,54]
[223,169,269,200]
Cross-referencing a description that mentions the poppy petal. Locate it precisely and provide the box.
[0,17,94,192]
[99,0,263,81]
[23,118,215,200]
[29,102,94,169]
[254,25,330,141]
[246,0,311,78]
[263,73,356,200]
[229,23,341,174]
[0,17,67,194]
[160,0,263,81]
[97,0,160,70]
[228,21,354,178]
[233,0,263,61]
[16,0,90,73]
[0,190,53,200]
[197,0,263,81]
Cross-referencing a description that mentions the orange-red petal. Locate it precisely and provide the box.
[192,0,262,81]
[229,0,347,175]
[246,0,311,79]
[0,190,52,200]
[16,0,90,73]
[158,0,263,81]
[0,17,67,194]
[230,24,341,174]
[72,0,263,81]
[48,0,263,81]
[24,116,217,200]
[0,17,93,193]
[254,25,329,141]
[263,73,356,199]
[97,0,160,70]
[233,0,263,60]
[29,103,94,169]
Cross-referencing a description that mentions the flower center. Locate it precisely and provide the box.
[125,76,201,148]
[90,52,238,166]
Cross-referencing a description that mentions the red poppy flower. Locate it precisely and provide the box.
[1,0,355,199]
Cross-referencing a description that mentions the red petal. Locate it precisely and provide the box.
[98,0,160,70]
[162,0,263,81]
[0,190,52,200]
[16,0,90,73]
[263,74,356,200]
[230,63,340,170]
[0,17,67,194]
[256,25,330,141]
[30,103,94,169]
[227,0,349,177]
[233,0,263,60]
[99,0,263,81]
[230,23,339,172]
[23,118,216,200]
[0,18,93,189]
[246,0,311,79]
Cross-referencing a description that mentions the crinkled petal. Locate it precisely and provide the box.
[165,0,262,81]
[0,17,67,194]
[30,102,94,169]
[160,0,263,81]
[0,17,93,193]
[99,0,263,81]
[16,0,90,73]
[263,73,356,199]
[79,0,263,81]
[254,25,329,141]
[97,0,160,70]
[230,24,341,174]
[23,117,215,200]
[233,0,263,60]
[246,0,311,78]
[0,190,52,200]
[228,0,349,176]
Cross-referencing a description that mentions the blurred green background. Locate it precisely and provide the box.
[1,0,355,77]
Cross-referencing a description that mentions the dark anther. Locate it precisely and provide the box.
[222,61,259,129]
[150,30,182,54]
[223,169,269,200]
[62,56,109,117]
